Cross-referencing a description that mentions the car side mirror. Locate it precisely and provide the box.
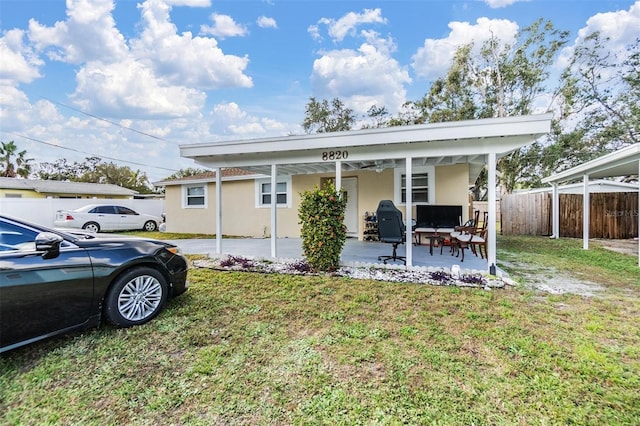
[35,232,63,259]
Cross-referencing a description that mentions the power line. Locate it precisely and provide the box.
[39,96,179,145]
[4,131,179,172]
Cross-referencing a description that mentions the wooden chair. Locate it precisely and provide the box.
[469,212,489,259]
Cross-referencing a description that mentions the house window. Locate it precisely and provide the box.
[401,173,429,203]
[183,185,206,208]
[255,177,291,208]
[394,166,435,205]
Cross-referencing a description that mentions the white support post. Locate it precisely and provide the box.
[637,159,639,267]
[551,182,559,239]
[487,152,497,274]
[335,160,342,193]
[583,174,589,250]
[271,164,278,259]
[405,156,413,267]
[215,167,222,255]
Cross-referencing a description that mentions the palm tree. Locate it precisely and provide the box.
[0,141,33,178]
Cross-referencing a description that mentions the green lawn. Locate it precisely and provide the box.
[1,236,638,424]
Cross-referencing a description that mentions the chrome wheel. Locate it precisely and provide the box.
[143,220,157,231]
[83,222,100,233]
[117,275,163,321]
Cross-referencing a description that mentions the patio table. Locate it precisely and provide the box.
[413,227,454,255]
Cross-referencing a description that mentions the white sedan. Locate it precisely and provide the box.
[54,205,161,233]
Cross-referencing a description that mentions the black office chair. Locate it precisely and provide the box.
[376,200,406,265]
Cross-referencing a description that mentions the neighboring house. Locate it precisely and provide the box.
[0,177,138,199]
[157,114,553,271]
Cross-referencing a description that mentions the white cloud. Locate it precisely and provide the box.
[483,0,523,8]
[27,0,128,64]
[200,13,248,39]
[257,16,277,29]
[411,17,519,81]
[133,1,252,90]
[309,8,386,43]
[558,0,640,69]
[211,102,289,136]
[308,9,409,115]
[311,42,410,115]
[0,29,43,84]
[71,59,206,118]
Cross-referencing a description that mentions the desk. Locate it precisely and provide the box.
[413,227,454,255]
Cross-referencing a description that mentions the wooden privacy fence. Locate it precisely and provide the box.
[501,192,638,239]
[501,192,552,236]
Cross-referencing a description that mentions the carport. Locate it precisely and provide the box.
[542,143,640,266]
[180,114,553,271]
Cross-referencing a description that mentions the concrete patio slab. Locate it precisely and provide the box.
[164,237,489,272]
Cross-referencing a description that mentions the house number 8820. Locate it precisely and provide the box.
[321,151,348,161]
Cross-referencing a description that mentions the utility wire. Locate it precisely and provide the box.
[39,96,179,145]
[4,131,179,172]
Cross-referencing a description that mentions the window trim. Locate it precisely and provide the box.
[394,166,435,206]
[255,176,292,208]
[182,184,207,208]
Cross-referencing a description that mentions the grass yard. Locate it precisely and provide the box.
[1,236,639,424]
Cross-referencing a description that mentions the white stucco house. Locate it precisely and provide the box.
[156,114,553,271]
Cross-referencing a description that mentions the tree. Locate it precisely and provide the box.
[556,33,639,164]
[163,167,210,180]
[0,141,33,178]
[302,97,356,133]
[415,19,570,193]
[36,156,154,193]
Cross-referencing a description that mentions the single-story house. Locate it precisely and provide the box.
[542,143,640,266]
[0,177,138,199]
[157,114,553,271]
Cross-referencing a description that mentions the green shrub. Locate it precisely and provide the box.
[298,181,347,271]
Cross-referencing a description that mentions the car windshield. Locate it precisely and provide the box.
[1,216,89,247]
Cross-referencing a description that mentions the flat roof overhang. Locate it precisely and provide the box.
[180,114,553,178]
[542,143,640,183]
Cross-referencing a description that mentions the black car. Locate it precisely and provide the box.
[0,214,189,353]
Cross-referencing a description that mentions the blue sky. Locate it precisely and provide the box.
[1,0,638,182]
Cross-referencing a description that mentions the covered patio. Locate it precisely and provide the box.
[166,237,489,271]
[542,143,640,267]
[179,113,553,272]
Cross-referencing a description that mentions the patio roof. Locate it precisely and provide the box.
[181,114,552,186]
[178,114,553,272]
[542,143,640,183]
[541,143,639,267]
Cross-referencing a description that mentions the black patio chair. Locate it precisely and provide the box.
[376,200,406,265]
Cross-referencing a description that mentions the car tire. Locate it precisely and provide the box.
[82,222,100,233]
[103,267,168,327]
[143,220,157,232]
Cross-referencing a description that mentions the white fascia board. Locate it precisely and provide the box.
[191,134,541,170]
[542,143,640,183]
[180,114,553,163]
